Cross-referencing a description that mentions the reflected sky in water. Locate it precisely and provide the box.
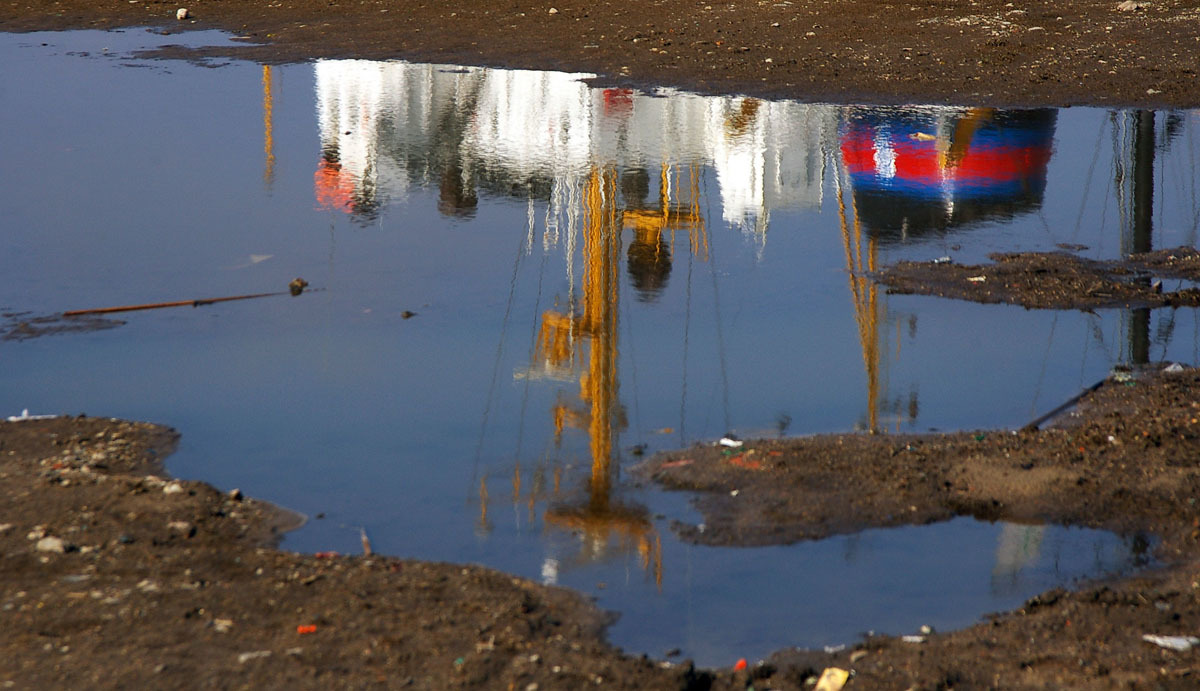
[1,29,1192,665]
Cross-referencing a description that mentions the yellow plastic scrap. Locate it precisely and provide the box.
[815,667,850,691]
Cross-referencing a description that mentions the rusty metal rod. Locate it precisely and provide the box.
[62,291,288,317]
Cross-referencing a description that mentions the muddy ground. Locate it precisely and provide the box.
[6,1,1200,689]
[3,0,1200,107]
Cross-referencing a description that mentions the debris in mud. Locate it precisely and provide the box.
[873,246,1200,310]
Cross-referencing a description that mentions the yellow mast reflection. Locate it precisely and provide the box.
[530,163,711,587]
[262,65,276,186]
[838,176,882,433]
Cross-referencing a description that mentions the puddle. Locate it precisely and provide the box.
[2,29,1198,666]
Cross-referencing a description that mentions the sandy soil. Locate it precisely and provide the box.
[5,2,1200,688]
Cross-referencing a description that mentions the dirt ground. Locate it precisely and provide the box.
[875,246,1200,310]
[5,1,1200,689]
[3,0,1200,107]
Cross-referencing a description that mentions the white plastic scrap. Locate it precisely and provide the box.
[901,635,926,643]
[718,436,744,448]
[1142,634,1200,651]
[1164,362,1186,374]
[6,409,57,422]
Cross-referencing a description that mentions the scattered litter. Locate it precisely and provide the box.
[901,635,926,643]
[919,624,935,635]
[932,256,953,264]
[814,667,849,691]
[1164,363,1186,374]
[909,132,937,142]
[660,458,693,469]
[314,551,339,559]
[176,7,189,20]
[162,482,185,495]
[849,650,868,663]
[289,277,309,296]
[296,625,318,635]
[823,644,846,654]
[730,489,740,497]
[966,275,987,283]
[1142,634,1200,651]
[733,658,748,671]
[237,650,272,664]
[213,618,234,633]
[6,409,57,422]
[727,453,764,470]
[718,435,744,448]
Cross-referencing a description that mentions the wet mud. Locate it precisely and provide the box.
[639,365,1200,688]
[7,1,1200,688]
[4,0,1200,107]
[0,417,702,690]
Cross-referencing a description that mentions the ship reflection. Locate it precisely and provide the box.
[840,107,1056,242]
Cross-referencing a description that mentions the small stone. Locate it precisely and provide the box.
[27,526,47,540]
[548,7,558,13]
[0,523,13,534]
[850,650,868,663]
[228,488,243,501]
[162,482,184,495]
[36,536,66,553]
[167,521,194,536]
[136,579,161,593]
[175,7,189,19]
[237,650,272,664]
[213,618,234,633]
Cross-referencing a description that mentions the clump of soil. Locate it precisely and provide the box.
[639,365,1200,688]
[873,246,1200,310]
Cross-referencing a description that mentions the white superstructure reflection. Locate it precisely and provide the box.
[314,59,838,243]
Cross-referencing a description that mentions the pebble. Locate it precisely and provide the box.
[162,482,184,495]
[237,650,272,664]
[176,7,189,19]
[36,536,66,553]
